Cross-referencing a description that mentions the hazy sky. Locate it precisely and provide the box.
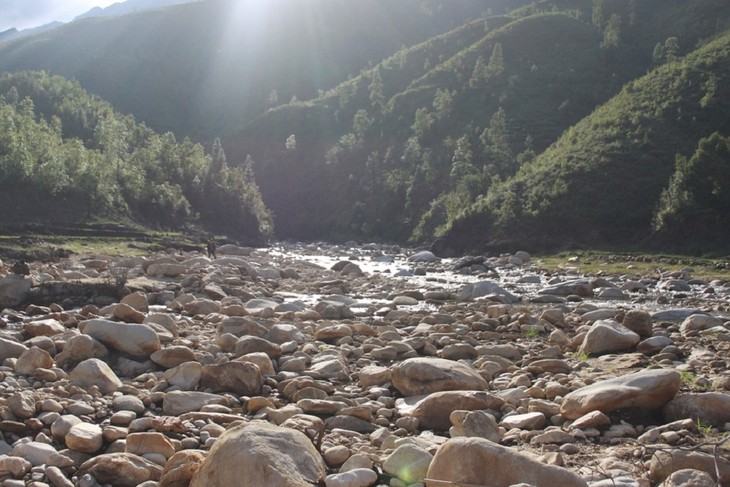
[0,0,118,32]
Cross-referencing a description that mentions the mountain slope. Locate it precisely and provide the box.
[223,0,730,245]
[0,0,506,138]
[0,71,273,243]
[437,30,730,253]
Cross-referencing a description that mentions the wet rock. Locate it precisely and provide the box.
[391,357,488,396]
[77,453,163,487]
[408,251,439,263]
[578,320,640,356]
[427,437,587,487]
[663,392,730,427]
[81,319,161,359]
[70,358,122,394]
[190,422,326,487]
[539,280,593,297]
[560,370,681,419]
[459,281,518,303]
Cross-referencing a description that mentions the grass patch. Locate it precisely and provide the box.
[533,251,730,281]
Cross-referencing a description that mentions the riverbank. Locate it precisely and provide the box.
[0,241,728,486]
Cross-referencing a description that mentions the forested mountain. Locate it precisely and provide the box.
[221,0,730,250]
[0,0,519,137]
[0,72,272,244]
[0,0,729,253]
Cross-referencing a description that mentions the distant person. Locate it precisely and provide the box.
[206,239,217,259]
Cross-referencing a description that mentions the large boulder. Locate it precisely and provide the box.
[458,281,517,303]
[190,422,326,487]
[162,391,227,415]
[77,453,163,487]
[200,362,263,396]
[391,358,487,397]
[622,310,653,337]
[398,391,504,431]
[426,437,587,487]
[578,320,640,356]
[663,393,730,427]
[650,449,730,484]
[538,279,593,297]
[69,359,122,394]
[0,275,31,308]
[81,319,161,359]
[55,334,109,370]
[560,370,681,419]
[0,337,28,362]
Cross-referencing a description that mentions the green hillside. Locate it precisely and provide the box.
[0,71,272,244]
[1,0,729,253]
[0,0,514,138]
[438,30,730,254]
[223,0,730,246]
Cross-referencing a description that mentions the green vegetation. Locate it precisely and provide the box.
[533,252,730,282]
[1,0,729,252]
[0,72,272,244]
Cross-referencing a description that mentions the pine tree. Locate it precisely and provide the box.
[486,43,504,78]
[368,68,385,111]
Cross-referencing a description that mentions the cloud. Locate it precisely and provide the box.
[0,0,115,32]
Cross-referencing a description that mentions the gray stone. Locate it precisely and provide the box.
[81,319,161,359]
[391,357,487,397]
[561,370,681,419]
[459,281,518,303]
[70,359,122,394]
[190,423,326,487]
[578,320,640,356]
[427,437,587,487]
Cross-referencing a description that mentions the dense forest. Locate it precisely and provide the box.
[0,72,272,244]
[0,0,729,253]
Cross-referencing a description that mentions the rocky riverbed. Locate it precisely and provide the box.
[0,242,728,487]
